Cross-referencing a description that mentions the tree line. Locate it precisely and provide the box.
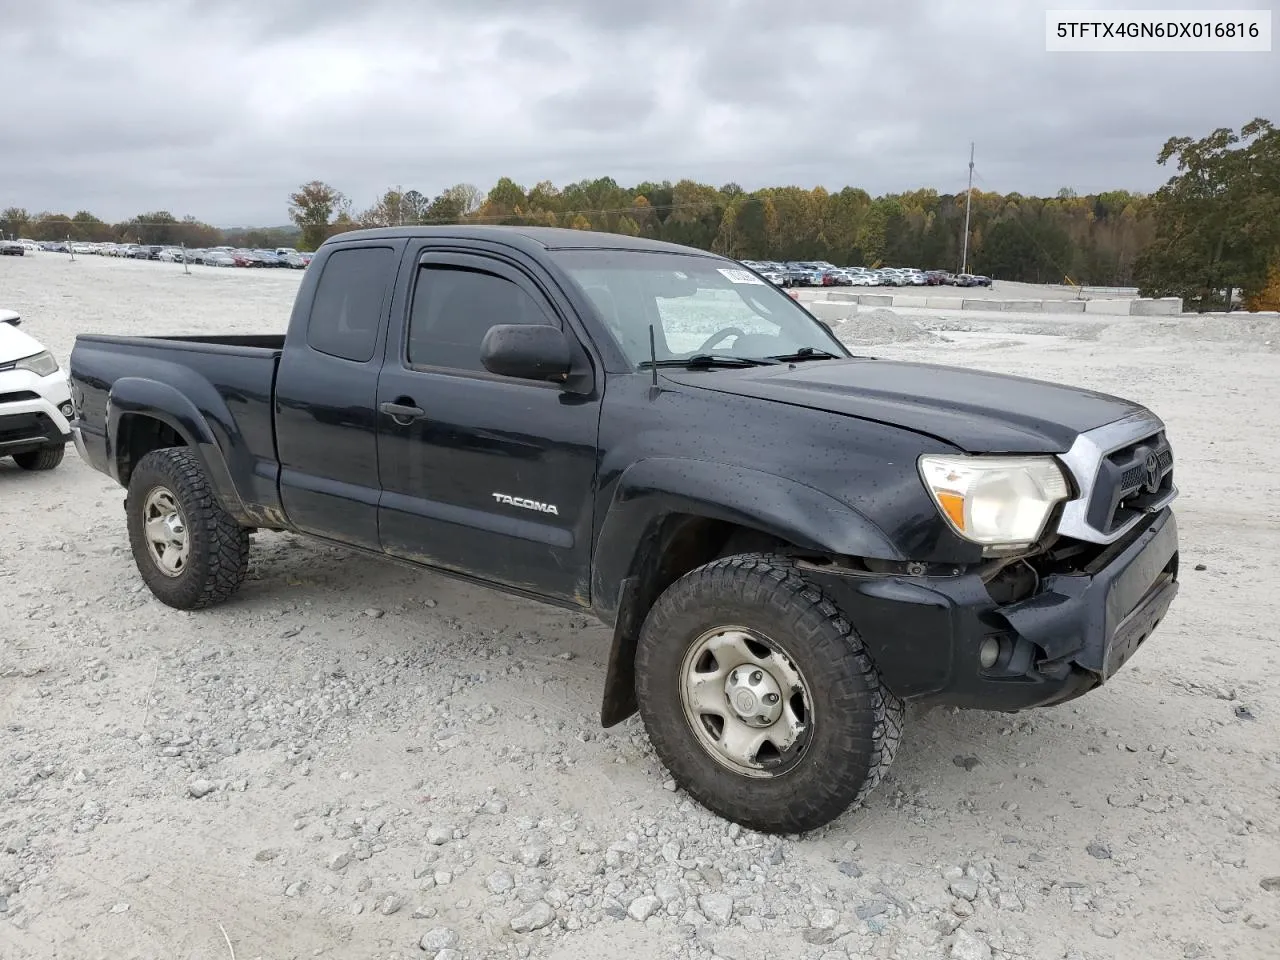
[287,116,1280,308]
[5,117,1276,309]
[285,179,1155,288]
[0,209,298,251]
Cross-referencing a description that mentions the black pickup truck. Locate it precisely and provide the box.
[68,226,1180,833]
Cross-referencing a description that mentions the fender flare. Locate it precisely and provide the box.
[591,457,903,613]
[592,457,904,726]
[107,377,250,523]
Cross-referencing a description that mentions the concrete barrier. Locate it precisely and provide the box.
[809,301,857,322]
[812,290,1182,316]
[1084,299,1135,315]
[1129,297,1183,316]
[1043,299,1087,313]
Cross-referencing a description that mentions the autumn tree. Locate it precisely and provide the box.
[71,211,113,242]
[358,187,418,228]
[289,180,349,250]
[526,180,562,216]
[1245,262,1280,311]
[327,210,357,239]
[1136,117,1280,310]
[29,213,73,242]
[423,183,481,223]
[0,207,30,239]
[629,195,657,236]
[477,177,529,223]
[122,210,181,245]
[402,190,430,224]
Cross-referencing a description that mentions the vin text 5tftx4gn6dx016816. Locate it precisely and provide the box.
[67,226,1180,834]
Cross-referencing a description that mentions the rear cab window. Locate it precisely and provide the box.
[306,246,397,362]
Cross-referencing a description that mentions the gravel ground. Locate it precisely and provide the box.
[2,252,1278,960]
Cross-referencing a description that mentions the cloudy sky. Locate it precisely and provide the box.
[3,0,1275,225]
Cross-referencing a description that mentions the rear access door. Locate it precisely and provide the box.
[275,239,405,550]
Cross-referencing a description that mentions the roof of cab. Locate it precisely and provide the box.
[319,224,721,257]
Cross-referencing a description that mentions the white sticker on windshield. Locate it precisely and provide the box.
[717,267,765,285]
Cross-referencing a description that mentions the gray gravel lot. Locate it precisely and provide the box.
[2,252,1278,960]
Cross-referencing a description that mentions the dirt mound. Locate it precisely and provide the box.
[1136,313,1280,351]
[1009,322,1107,341]
[834,308,943,345]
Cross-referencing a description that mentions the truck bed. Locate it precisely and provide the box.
[69,332,285,527]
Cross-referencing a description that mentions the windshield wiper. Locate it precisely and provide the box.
[638,354,781,370]
[764,347,842,362]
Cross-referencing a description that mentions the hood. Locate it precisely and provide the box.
[0,319,46,365]
[662,358,1147,453]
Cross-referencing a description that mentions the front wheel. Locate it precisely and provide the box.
[634,553,904,834]
[125,447,251,609]
[12,444,65,471]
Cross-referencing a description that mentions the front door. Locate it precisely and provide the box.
[375,248,601,604]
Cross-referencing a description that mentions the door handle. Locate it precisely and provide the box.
[379,400,426,423]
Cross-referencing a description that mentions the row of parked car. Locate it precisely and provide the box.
[181,247,314,269]
[10,240,313,269]
[742,259,992,289]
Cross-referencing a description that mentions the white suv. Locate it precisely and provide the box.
[0,310,72,471]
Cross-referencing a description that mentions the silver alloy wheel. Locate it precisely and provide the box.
[142,486,190,577]
[679,625,812,778]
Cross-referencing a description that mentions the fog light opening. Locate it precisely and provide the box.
[59,402,74,417]
[979,637,1001,670]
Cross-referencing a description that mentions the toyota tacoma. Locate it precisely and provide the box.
[67,226,1180,833]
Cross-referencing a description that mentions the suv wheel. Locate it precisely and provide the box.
[12,445,65,471]
[634,553,904,834]
[125,447,250,610]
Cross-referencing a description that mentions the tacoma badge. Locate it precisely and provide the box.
[492,493,559,516]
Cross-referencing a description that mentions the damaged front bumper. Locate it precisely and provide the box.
[802,508,1180,712]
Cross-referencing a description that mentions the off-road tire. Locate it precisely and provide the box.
[634,553,904,834]
[12,444,65,471]
[126,447,250,610]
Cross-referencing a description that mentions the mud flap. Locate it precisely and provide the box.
[600,576,644,727]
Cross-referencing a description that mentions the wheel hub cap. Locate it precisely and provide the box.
[725,666,782,727]
[142,486,190,578]
[679,626,812,778]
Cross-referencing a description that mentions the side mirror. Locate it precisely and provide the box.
[480,324,572,381]
[0,310,20,326]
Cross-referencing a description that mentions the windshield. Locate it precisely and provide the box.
[551,249,849,366]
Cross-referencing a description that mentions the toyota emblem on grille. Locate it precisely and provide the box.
[1143,452,1161,493]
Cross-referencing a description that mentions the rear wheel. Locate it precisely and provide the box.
[126,447,250,609]
[634,553,904,834]
[12,445,65,471]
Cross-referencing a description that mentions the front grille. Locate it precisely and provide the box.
[1119,448,1173,490]
[1085,430,1175,536]
[0,391,40,405]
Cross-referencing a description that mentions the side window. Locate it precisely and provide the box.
[408,264,554,372]
[306,246,395,362]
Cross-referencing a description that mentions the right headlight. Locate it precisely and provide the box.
[918,454,1070,548]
